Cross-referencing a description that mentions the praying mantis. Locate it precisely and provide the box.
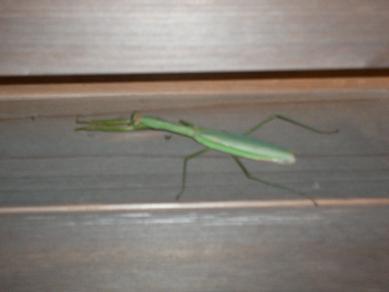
[76,112,338,206]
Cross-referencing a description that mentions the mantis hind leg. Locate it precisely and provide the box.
[175,148,209,201]
[245,114,338,135]
[231,156,318,207]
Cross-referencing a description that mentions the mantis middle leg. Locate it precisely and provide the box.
[176,148,209,201]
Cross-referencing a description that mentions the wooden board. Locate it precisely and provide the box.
[1,0,389,76]
[1,92,389,291]
[1,98,388,205]
[1,207,389,292]
[1,75,389,119]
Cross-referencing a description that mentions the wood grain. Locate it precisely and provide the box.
[1,76,389,119]
[1,88,389,291]
[1,0,389,76]
[1,98,388,206]
[1,207,389,291]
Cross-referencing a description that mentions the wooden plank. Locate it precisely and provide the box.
[1,84,388,291]
[1,76,389,119]
[1,0,389,76]
[1,207,389,291]
[2,76,389,100]
[1,98,388,206]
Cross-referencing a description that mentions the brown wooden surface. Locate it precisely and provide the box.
[1,0,389,76]
[1,207,389,292]
[1,98,388,205]
[1,92,389,290]
[1,75,389,119]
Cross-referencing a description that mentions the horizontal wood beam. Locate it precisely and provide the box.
[1,0,389,75]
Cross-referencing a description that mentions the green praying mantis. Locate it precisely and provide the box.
[76,112,338,206]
